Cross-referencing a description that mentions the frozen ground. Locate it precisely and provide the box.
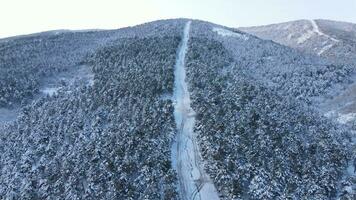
[172,21,220,200]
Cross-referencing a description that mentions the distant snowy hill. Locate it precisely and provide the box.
[240,19,356,65]
[0,19,355,199]
[241,20,356,152]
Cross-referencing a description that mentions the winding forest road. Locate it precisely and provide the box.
[172,21,220,200]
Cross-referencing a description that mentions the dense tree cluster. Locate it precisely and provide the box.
[0,30,116,108]
[0,26,184,198]
[0,19,185,109]
[185,28,352,199]
[222,38,351,103]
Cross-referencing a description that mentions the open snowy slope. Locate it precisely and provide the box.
[239,19,356,65]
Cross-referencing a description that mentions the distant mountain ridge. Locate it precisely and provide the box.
[240,19,356,65]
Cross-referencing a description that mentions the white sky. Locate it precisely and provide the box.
[0,0,355,38]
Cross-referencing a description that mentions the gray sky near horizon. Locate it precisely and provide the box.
[1,0,355,38]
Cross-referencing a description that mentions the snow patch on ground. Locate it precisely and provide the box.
[40,65,94,96]
[318,44,334,55]
[297,30,314,44]
[213,27,249,41]
[346,163,355,176]
[324,111,356,124]
[159,93,172,101]
[41,87,60,96]
[173,21,220,200]
[338,113,356,124]
[0,107,19,124]
[0,65,94,125]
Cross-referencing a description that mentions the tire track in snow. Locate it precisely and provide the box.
[172,21,220,200]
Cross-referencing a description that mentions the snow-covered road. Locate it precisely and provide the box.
[172,21,220,200]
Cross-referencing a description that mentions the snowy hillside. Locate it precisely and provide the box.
[241,21,356,196]
[240,19,356,65]
[0,19,355,199]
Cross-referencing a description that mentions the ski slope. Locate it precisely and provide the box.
[310,19,339,42]
[172,21,220,200]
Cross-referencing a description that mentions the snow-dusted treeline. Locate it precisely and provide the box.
[0,30,114,108]
[208,26,353,103]
[0,19,185,110]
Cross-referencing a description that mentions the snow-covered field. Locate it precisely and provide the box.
[173,21,220,200]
